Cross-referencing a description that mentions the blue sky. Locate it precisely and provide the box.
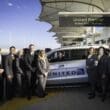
[0,0,60,49]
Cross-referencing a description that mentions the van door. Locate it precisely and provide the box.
[47,50,70,80]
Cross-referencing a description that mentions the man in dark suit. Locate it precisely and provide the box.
[5,46,16,100]
[0,48,4,102]
[24,44,36,100]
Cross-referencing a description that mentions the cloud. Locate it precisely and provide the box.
[8,2,13,7]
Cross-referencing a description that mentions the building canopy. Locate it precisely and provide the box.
[39,0,110,46]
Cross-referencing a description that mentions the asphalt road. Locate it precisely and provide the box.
[19,87,110,110]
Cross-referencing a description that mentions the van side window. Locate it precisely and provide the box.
[48,50,70,63]
[48,52,57,62]
[48,49,88,63]
[70,49,87,60]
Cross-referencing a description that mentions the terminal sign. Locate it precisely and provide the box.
[59,16,110,27]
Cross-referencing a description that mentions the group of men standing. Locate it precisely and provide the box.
[0,44,50,103]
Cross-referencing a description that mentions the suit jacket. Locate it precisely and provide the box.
[86,55,98,72]
[97,55,108,76]
[5,54,16,76]
[24,53,35,72]
[37,58,49,77]
[16,57,24,74]
[106,56,110,76]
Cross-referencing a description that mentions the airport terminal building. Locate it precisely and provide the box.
[39,0,110,46]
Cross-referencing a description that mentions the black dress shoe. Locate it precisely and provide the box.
[88,94,95,99]
[101,95,106,102]
[27,96,31,100]
[88,92,93,95]
[37,92,46,98]
[44,92,48,96]
[37,94,46,98]
[102,98,105,102]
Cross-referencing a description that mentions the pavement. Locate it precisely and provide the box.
[18,87,110,110]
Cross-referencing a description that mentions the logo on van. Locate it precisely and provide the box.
[48,67,85,78]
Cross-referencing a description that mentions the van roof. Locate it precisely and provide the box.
[58,44,109,50]
[47,44,109,54]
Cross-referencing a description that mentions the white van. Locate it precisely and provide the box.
[46,45,109,86]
